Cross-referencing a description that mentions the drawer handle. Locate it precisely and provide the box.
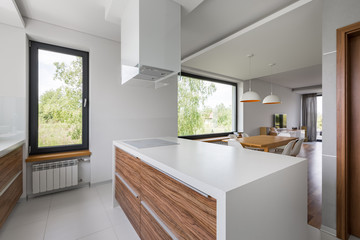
[115,172,139,199]
[144,162,209,198]
[141,201,178,240]
[0,171,22,197]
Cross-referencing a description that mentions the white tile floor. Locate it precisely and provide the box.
[0,182,139,240]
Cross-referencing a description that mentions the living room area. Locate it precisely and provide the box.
[242,73,323,229]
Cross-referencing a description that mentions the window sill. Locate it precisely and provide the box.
[26,150,91,163]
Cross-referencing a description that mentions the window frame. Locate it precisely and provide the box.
[29,41,89,155]
[178,72,238,140]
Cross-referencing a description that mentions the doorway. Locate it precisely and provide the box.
[336,21,360,240]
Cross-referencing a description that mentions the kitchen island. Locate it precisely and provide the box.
[112,137,307,240]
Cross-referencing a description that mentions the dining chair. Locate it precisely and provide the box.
[282,140,297,156]
[228,139,244,149]
[242,132,249,138]
[290,139,304,157]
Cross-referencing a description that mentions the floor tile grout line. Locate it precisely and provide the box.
[93,184,121,240]
[75,226,114,240]
[42,196,53,240]
[91,184,121,240]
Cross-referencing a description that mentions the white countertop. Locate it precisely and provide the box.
[113,137,306,198]
[0,138,25,158]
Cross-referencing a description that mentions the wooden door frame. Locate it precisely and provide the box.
[337,21,360,240]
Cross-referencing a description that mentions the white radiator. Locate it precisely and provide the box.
[32,159,78,194]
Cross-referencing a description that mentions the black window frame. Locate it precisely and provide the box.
[29,41,89,155]
[178,72,238,140]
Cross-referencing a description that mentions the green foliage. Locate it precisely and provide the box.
[178,77,216,136]
[317,113,322,131]
[213,103,232,131]
[38,57,83,147]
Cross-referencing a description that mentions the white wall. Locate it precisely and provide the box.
[243,79,301,136]
[0,19,178,195]
[322,0,360,232]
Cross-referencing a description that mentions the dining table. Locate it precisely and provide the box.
[224,135,297,152]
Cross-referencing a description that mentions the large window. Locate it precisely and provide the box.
[178,73,237,138]
[29,41,89,154]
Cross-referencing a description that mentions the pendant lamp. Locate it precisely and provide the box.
[263,63,281,104]
[241,54,261,102]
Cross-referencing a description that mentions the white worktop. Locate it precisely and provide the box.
[0,138,25,158]
[113,137,306,198]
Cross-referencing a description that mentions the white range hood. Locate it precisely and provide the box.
[120,0,181,85]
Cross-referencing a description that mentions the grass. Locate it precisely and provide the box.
[38,121,81,147]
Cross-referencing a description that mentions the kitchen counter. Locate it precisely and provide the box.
[114,137,304,198]
[0,138,25,158]
[113,137,308,239]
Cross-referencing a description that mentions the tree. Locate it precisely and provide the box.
[178,77,216,136]
[39,57,83,142]
[213,103,232,131]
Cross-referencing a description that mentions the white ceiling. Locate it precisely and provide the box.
[15,0,121,42]
[182,0,322,84]
[258,64,322,89]
[181,0,299,59]
[0,0,24,28]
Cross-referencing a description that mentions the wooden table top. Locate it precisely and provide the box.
[238,135,297,149]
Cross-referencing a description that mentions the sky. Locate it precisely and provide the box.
[38,49,78,96]
[317,95,322,115]
[203,81,233,109]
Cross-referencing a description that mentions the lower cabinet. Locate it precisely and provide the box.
[114,147,217,240]
[0,173,22,228]
[0,145,23,229]
[140,202,172,240]
[115,173,141,236]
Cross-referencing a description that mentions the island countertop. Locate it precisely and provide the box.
[113,137,305,198]
[113,137,308,240]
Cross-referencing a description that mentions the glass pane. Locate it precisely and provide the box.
[178,76,236,136]
[38,50,83,147]
[316,96,322,140]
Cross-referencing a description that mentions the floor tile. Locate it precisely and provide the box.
[94,182,113,210]
[0,219,47,240]
[106,206,128,227]
[44,208,112,240]
[5,195,51,228]
[113,222,140,240]
[77,227,118,240]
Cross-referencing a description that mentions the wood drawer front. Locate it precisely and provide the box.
[141,162,217,240]
[0,173,23,228]
[115,174,141,236]
[0,147,22,192]
[140,203,172,240]
[115,147,141,193]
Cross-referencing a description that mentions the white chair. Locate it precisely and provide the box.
[242,132,249,138]
[228,139,244,149]
[290,139,304,157]
[282,140,297,156]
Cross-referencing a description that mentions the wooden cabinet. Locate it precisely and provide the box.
[0,147,22,192]
[0,146,23,229]
[114,146,217,240]
[115,148,141,193]
[140,203,172,240]
[141,162,217,239]
[0,173,22,227]
[115,173,141,236]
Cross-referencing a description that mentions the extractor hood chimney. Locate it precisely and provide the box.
[120,0,181,85]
